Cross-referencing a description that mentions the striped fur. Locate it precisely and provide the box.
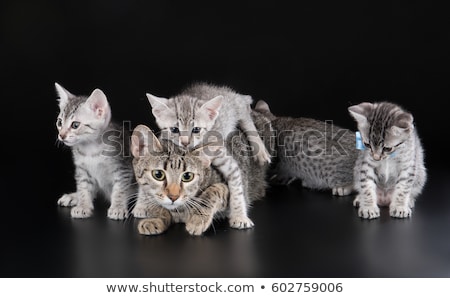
[55,83,135,220]
[145,82,271,229]
[253,100,358,196]
[348,101,427,219]
[131,114,269,235]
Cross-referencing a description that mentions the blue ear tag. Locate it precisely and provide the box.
[355,131,365,150]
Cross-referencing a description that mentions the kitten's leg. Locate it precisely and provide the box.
[389,169,416,218]
[69,166,96,218]
[108,176,133,220]
[354,165,380,219]
[212,153,254,229]
[185,183,228,236]
[239,117,271,165]
[132,188,153,218]
[57,193,78,207]
[138,206,172,236]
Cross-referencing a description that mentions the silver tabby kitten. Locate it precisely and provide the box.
[253,100,358,196]
[130,122,268,236]
[145,82,270,229]
[348,101,427,219]
[55,83,135,219]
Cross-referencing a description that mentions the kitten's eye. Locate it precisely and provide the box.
[383,147,394,153]
[181,172,195,182]
[192,127,201,134]
[56,118,62,128]
[170,127,180,134]
[151,170,166,181]
[71,121,81,129]
[363,142,370,148]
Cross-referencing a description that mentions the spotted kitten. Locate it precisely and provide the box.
[145,82,270,229]
[130,123,268,236]
[348,101,427,219]
[253,100,358,196]
[55,83,135,219]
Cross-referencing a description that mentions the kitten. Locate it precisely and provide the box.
[144,82,270,229]
[130,123,268,236]
[253,100,358,196]
[55,83,135,219]
[348,101,427,219]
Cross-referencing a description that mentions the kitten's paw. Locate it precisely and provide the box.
[358,205,380,219]
[107,207,129,220]
[132,206,151,218]
[71,206,93,218]
[138,218,166,235]
[353,197,360,207]
[255,149,271,165]
[57,193,78,207]
[332,185,353,196]
[390,206,412,218]
[229,216,254,229]
[186,216,212,236]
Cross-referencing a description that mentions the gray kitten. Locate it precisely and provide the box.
[144,82,270,229]
[55,83,135,219]
[130,122,268,236]
[348,101,427,219]
[253,100,358,196]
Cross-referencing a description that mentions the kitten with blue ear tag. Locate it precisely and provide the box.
[55,83,136,219]
[348,101,427,219]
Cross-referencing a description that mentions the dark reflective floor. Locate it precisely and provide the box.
[2,148,449,278]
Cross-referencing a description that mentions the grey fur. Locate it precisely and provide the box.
[130,118,269,236]
[348,101,427,219]
[253,100,358,196]
[145,82,270,229]
[55,83,135,219]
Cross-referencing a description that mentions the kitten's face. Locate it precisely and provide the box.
[55,83,111,146]
[349,102,413,161]
[134,151,206,211]
[146,94,222,148]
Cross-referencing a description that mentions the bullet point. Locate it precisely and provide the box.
[261,285,265,289]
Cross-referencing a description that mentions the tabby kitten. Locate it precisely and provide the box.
[130,124,268,236]
[253,100,358,196]
[55,83,135,219]
[145,82,270,229]
[348,101,427,219]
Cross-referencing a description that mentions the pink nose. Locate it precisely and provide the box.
[179,136,189,147]
[59,133,67,140]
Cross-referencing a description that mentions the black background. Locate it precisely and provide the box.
[1,0,450,278]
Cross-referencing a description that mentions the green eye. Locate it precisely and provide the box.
[151,170,166,181]
[71,121,81,129]
[181,172,194,182]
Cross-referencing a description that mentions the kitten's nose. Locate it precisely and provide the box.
[59,132,67,140]
[372,154,381,161]
[166,184,180,202]
[179,136,189,147]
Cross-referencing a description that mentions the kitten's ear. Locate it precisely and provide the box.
[146,93,172,119]
[391,112,414,136]
[131,124,163,157]
[199,96,223,121]
[55,82,74,107]
[86,88,111,120]
[254,100,271,113]
[348,102,373,125]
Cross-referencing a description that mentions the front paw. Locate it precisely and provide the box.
[186,215,212,236]
[332,185,353,196]
[132,206,151,218]
[357,205,380,219]
[58,193,78,207]
[229,216,254,229]
[390,205,412,218]
[138,218,167,235]
[71,206,93,218]
[108,207,129,220]
[255,149,271,165]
